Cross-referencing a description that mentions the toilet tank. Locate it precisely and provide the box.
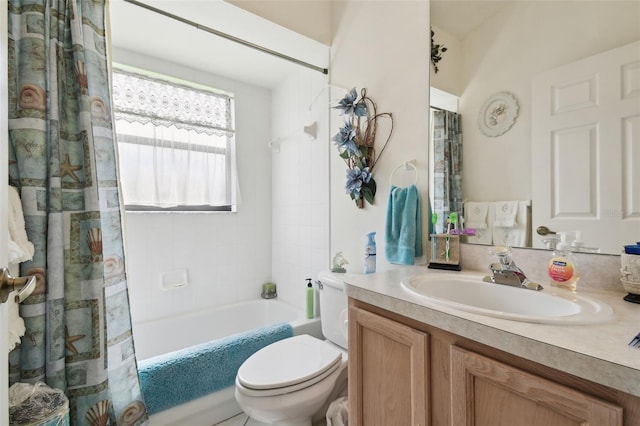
[316,271,348,350]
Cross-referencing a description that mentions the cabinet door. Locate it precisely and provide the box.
[450,346,623,426]
[349,305,429,426]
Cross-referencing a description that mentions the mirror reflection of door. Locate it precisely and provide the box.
[430,0,640,254]
[532,40,640,254]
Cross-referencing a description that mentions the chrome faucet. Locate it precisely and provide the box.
[483,246,543,291]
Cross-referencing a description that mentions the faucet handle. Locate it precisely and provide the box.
[489,263,503,274]
[489,245,513,266]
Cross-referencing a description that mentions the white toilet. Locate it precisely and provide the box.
[235,271,348,426]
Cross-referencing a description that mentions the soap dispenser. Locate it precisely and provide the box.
[305,278,314,319]
[571,231,584,251]
[548,232,579,292]
[364,232,376,274]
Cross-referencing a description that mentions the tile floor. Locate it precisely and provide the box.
[215,413,267,426]
[215,413,328,426]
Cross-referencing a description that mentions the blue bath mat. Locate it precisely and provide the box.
[138,322,294,414]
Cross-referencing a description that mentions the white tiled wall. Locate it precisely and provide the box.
[271,69,330,311]
[114,45,331,324]
[115,49,274,324]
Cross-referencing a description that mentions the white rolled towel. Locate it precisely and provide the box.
[8,186,34,264]
[7,290,26,352]
[326,396,348,426]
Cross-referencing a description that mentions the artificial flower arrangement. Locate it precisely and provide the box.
[431,28,447,73]
[333,88,393,208]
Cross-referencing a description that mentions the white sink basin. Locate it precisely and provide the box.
[401,273,614,324]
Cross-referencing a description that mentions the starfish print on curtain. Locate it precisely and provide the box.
[7,0,148,424]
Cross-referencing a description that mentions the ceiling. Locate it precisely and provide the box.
[109,0,502,88]
[108,0,328,89]
[226,0,332,45]
[431,1,506,40]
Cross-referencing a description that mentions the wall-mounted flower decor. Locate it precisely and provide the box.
[333,88,393,208]
[431,28,447,73]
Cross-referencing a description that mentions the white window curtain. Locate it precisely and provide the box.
[112,69,238,210]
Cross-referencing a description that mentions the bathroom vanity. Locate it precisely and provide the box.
[345,268,640,426]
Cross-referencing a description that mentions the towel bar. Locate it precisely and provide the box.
[0,268,37,304]
[389,161,418,186]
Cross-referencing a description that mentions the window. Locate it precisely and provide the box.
[112,68,237,211]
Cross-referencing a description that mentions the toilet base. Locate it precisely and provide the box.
[257,416,311,426]
[236,361,347,426]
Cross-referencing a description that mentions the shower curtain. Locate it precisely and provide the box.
[7,0,147,424]
[431,109,462,234]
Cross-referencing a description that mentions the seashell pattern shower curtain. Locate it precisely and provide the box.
[431,109,463,235]
[7,0,148,424]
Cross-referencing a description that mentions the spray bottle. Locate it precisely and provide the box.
[364,232,377,274]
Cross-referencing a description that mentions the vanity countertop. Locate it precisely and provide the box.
[343,267,640,397]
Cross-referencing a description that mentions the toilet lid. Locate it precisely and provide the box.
[237,335,342,392]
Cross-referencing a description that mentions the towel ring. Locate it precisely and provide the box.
[389,161,418,186]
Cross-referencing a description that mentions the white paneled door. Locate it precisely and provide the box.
[532,40,640,253]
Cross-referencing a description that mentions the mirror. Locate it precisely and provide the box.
[430,0,640,255]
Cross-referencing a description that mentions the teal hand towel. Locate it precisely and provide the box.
[385,185,423,265]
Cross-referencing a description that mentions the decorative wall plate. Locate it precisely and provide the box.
[477,92,519,137]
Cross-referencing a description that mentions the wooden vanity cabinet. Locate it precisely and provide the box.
[450,346,622,425]
[348,305,429,426]
[348,298,637,426]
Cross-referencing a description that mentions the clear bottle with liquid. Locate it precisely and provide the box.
[548,232,579,292]
[364,232,376,274]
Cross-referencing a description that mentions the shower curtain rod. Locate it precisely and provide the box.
[123,0,329,75]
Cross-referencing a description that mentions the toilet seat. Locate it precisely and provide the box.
[236,335,343,397]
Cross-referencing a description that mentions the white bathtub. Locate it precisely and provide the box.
[132,299,322,426]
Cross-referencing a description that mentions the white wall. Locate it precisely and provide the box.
[271,69,330,311]
[445,1,640,203]
[112,48,274,324]
[329,1,431,273]
[429,25,463,97]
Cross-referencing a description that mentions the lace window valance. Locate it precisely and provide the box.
[112,69,234,136]
[112,68,238,211]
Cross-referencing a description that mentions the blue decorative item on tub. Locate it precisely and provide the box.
[138,322,293,414]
